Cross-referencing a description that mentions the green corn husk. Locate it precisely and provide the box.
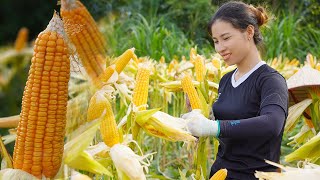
[285,132,320,163]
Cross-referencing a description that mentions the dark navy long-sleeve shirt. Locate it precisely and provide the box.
[211,64,288,179]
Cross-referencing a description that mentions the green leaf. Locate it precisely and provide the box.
[135,108,161,126]
[197,88,210,118]
[285,132,320,162]
[178,168,187,180]
[67,151,113,176]
[64,118,101,163]
[0,135,12,168]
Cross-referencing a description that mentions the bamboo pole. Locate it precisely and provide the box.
[0,115,20,128]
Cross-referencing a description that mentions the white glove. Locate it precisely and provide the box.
[182,109,219,137]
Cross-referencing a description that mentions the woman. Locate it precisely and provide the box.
[182,1,289,179]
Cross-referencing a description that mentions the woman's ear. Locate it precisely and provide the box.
[246,25,255,40]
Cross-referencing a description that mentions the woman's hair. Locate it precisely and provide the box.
[207,1,269,46]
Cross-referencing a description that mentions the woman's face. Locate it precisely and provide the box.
[211,20,251,66]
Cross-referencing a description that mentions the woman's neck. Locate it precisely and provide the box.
[236,48,261,76]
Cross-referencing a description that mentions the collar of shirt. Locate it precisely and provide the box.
[231,61,266,88]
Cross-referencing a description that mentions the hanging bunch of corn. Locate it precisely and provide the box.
[12,12,70,178]
[60,0,106,82]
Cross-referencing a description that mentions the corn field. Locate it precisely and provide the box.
[0,0,320,180]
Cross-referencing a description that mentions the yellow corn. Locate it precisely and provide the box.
[181,74,201,109]
[159,56,165,63]
[98,66,115,83]
[95,48,135,87]
[100,100,120,147]
[132,65,150,110]
[212,58,221,69]
[13,13,70,178]
[190,47,197,63]
[316,63,320,71]
[114,48,135,74]
[168,59,178,73]
[14,27,29,52]
[194,55,205,82]
[87,90,120,147]
[87,92,108,122]
[271,58,278,67]
[306,53,315,67]
[210,168,227,180]
[61,0,106,81]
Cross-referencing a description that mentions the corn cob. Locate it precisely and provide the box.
[168,60,176,73]
[96,48,135,86]
[194,55,205,82]
[181,74,201,109]
[132,64,150,110]
[189,47,197,63]
[212,58,221,70]
[87,90,120,147]
[60,0,106,81]
[100,99,120,147]
[14,27,29,52]
[12,13,70,178]
[210,169,227,180]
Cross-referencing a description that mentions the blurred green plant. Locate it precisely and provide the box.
[103,13,195,61]
[262,10,320,61]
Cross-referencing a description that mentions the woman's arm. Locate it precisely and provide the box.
[219,104,285,138]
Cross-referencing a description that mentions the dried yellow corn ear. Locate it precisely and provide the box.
[13,12,70,178]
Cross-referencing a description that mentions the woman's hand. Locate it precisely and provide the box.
[182,109,219,137]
